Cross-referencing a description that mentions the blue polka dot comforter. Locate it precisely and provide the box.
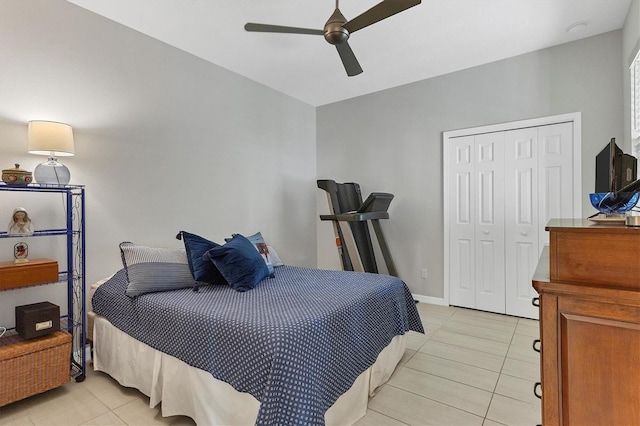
[92,266,424,425]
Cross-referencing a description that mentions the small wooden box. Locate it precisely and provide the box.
[0,258,58,290]
[16,302,60,340]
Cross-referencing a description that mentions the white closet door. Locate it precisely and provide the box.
[474,132,505,314]
[448,135,476,308]
[504,127,540,319]
[503,122,574,318]
[538,122,575,249]
[445,114,580,319]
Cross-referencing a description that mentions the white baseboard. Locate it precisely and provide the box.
[412,294,446,306]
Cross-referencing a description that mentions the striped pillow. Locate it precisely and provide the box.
[119,242,193,297]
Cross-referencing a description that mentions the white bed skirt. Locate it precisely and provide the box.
[93,315,406,425]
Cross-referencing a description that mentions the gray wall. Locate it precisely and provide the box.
[0,0,317,327]
[0,0,636,319]
[317,30,626,299]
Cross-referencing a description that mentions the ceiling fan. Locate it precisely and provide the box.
[244,0,421,77]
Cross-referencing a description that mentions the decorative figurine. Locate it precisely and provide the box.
[7,207,34,236]
[14,242,29,264]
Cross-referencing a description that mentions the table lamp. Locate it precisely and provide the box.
[27,120,75,185]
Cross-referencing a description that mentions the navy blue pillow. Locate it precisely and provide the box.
[176,231,226,288]
[204,234,270,292]
[225,232,275,277]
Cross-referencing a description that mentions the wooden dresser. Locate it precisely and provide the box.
[532,219,640,426]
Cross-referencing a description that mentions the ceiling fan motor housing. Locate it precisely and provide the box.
[324,8,349,45]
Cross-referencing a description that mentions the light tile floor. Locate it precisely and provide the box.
[0,303,540,425]
[358,303,542,426]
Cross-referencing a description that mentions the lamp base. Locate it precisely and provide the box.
[33,157,70,185]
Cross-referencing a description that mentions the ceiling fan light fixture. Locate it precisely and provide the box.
[324,25,349,45]
[324,8,349,45]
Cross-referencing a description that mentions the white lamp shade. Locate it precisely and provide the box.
[28,121,75,156]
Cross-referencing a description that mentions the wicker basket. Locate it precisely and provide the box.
[0,330,72,407]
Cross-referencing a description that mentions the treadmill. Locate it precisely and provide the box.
[317,179,397,276]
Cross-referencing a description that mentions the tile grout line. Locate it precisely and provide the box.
[383,382,487,422]
[482,316,519,423]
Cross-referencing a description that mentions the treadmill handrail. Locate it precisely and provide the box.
[319,212,390,222]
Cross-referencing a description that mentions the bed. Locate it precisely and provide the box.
[91,264,423,425]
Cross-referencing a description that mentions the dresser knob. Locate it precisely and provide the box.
[534,382,542,399]
[533,339,541,353]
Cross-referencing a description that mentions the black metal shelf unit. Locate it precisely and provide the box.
[0,183,86,381]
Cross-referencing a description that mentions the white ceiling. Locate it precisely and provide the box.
[67,0,632,106]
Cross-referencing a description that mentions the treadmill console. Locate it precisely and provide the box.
[357,192,394,213]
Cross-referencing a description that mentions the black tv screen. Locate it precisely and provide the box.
[595,138,637,192]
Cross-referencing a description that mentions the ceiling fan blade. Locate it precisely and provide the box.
[343,0,421,34]
[244,23,324,35]
[336,42,363,77]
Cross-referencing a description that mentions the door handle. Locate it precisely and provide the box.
[532,297,540,307]
[483,230,490,234]
[520,231,528,236]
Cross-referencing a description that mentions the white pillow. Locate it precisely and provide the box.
[267,245,284,267]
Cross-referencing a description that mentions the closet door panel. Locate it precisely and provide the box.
[509,241,539,317]
[449,136,476,308]
[475,132,505,314]
[505,127,539,318]
[538,122,574,249]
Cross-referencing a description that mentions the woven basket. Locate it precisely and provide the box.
[0,331,72,406]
